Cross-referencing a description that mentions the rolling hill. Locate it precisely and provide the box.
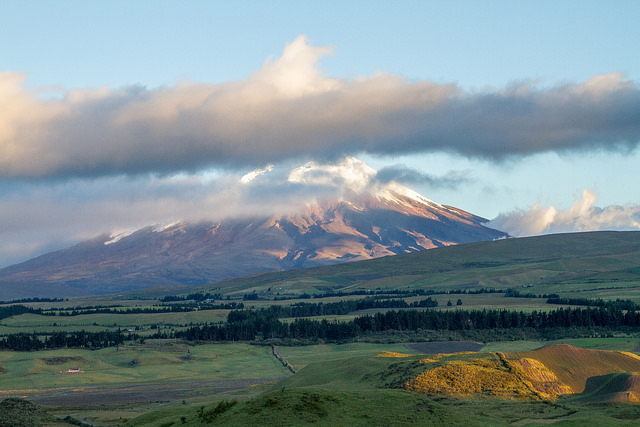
[578,371,640,403]
[510,344,640,394]
[198,230,640,300]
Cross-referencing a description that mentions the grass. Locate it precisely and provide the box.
[0,398,62,426]
[405,356,535,398]
[0,310,229,336]
[2,339,640,425]
[0,342,289,391]
[123,391,640,427]
[575,372,640,403]
[123,343,640,426]
[126,388,476,427]
[275,342,420,370]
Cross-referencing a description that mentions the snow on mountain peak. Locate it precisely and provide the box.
[152,221,183,232]
[376,181,442,209]
[104,230,135,245]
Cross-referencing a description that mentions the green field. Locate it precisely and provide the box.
[0,342,288,391]
[276,342,420,370]
[5,337,640,425]
[0,309,229,336]
[0,342,290,425]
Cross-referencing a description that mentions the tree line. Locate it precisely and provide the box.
[38,302,244,316]
[0,297,66,305]
[0,305,32,321]
[253,296,439,318]
[159,292,223,302]
[176,305,640,343]
[546,296,640,311]
[0,330,129,351]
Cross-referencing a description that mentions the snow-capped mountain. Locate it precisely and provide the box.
[0,181,507,298]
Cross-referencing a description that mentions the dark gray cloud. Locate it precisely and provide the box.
[2,37,639,181]
[375,165,471,189]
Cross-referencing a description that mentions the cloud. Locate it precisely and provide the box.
[375,165,471,189]
[487,190,640,237]
[0,156,457,267]
[288,157,376,194]
[252,36,339,97]
[0,158,378,267]
[2,35,640,181]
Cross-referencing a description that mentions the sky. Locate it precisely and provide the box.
[1,0,640,268]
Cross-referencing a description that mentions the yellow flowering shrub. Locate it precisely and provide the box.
[405,360,532,398]
[376,351,411,358]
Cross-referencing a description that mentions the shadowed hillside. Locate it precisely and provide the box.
[577,372,640,403]
[510,344,640,393]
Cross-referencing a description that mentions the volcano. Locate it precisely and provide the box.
[0,180,507,298]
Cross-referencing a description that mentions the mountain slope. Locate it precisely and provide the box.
[203,230,640,299]
[0,187,506,298]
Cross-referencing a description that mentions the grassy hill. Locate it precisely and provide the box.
[510,344,640,393]
[576,372,640,403]
[190,231,640,301]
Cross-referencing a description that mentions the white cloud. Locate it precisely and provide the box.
[251,35,340,97]
[288,157,376,194]
[487,190,640,237]
[1,37,639,181]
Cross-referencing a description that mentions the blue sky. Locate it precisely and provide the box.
[1,1,640,267]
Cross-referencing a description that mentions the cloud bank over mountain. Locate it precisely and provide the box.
[0,157,469,267]
[2,35,640,181]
